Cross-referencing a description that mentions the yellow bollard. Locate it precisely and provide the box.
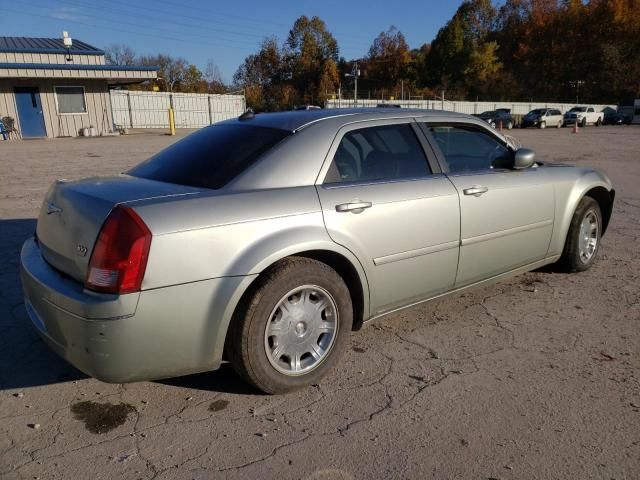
[168,107,176,136]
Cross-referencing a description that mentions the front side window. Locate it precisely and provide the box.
[425,124,513,173]
[129,124,290,189]
[324,123,431,184]
[55,86,87,114]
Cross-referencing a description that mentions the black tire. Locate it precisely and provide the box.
[557,196,602,272]
[226,257,353,394]
[557,120,562,128]
[581,118,587,128]
[596,118,602,127]
[539,121,546,129]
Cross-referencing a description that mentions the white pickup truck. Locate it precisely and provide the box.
[563,106,604,127]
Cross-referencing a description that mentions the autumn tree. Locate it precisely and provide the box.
[366,26,412,91]
[285,15,340,105]
[233,38,288,111]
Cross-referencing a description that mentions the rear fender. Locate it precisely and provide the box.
[209,223,371,365]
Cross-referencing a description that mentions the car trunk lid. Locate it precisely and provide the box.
[36,175,200,283]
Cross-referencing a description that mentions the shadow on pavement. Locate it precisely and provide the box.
[0,218,86,390]
[156,363,262,395]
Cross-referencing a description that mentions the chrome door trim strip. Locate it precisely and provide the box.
[373,240,459,266]
[461,219,553,247]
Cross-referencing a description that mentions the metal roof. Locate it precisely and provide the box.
[0,63,157,72]
[223,108,470,132]
[0,36,104,55]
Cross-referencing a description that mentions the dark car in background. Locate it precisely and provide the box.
[602,107,630,125]
[474,109,514,130]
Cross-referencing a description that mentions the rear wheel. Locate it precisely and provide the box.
[227,257,353,394]
[558,197,602,272]
[596,118,602,127]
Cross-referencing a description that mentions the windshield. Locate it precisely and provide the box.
[480,111,495,116]
[530,109,545,115]
[569,107,587,112]
[129,124,291,190]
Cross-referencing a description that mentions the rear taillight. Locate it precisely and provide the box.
[85,206,152,294]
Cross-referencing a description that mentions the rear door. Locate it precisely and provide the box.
[316,119,460,314]
[422,122,555,287]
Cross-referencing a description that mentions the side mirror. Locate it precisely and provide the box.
[514,148,535,169]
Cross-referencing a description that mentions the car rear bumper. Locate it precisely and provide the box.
[20,237,252,383]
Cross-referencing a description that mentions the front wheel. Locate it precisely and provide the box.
[539,121,546,129]
[507,121,513,130]
[557,120,562,128]
[581,118,587,128]
[558,197,602,272]
[226,257,353,394]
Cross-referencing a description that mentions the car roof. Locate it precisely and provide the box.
[220,108,470,132]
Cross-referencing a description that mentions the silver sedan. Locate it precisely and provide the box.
[20,108,615,393]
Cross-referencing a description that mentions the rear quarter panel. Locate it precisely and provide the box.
[129,186,371,314]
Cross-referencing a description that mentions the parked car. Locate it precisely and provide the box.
[21,108,615,394]
[294,105,321,110]
[475,109,514,129]
[521,108,564,129]
[602,106,630,125]
[563,106,604,127]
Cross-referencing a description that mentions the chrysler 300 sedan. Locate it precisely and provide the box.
[21,108,615,393]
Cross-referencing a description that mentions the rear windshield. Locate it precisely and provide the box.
[128,124,291,189]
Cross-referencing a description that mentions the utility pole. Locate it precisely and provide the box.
[401,80,404,102]
[345,62,360,106]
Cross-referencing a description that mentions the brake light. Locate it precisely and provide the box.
[85,206,152,294]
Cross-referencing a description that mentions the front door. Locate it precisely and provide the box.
[424,122,554,287]
[14,87,46,138]
[316,120,461,314]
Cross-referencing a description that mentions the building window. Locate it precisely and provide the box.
[55,86,87,114]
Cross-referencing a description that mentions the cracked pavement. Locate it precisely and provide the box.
[1,127,639,479]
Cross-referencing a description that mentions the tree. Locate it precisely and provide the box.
[285,15,340,104]
[205,60,226,93]
[233,38,287,110]
[104,43,136,66]
[366,26,412,91]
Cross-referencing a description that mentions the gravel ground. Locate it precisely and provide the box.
[1,126,639,480]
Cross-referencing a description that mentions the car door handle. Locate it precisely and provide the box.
[335,201,372,213]
[463,186,489,197]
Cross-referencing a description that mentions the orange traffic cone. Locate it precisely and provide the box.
[572,122,579,134]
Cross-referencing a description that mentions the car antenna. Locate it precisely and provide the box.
[238,108,255,121]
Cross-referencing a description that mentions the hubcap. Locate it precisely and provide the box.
[264,285,338,376]
[578,210,599,263]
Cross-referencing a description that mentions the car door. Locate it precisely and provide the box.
[316,120,460,314]
[421,122,555,287]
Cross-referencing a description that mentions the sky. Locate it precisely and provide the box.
[1,0,463,83]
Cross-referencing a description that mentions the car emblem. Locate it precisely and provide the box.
[76,244,88,257]
[46,202,63,215]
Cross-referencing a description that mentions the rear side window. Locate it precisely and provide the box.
[129,124,290,189]
[324,123,431,184]
[426,124,512,173]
